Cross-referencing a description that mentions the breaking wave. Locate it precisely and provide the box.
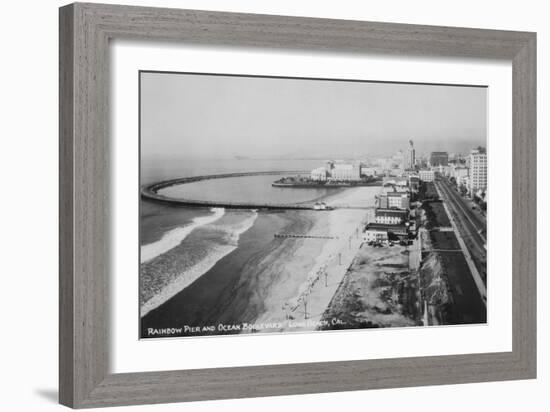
[141,210,258,317]
[141,208,225,264]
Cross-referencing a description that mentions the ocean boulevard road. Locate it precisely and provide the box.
[434,177,487,286]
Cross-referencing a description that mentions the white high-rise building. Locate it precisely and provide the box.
[468,148,487,194]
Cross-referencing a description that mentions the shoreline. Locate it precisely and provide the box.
[271,182,382,188]
[244,187,379,333]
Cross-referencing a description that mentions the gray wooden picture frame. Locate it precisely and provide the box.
[59,2,536,409]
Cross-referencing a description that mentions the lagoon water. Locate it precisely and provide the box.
[159,173,336,204]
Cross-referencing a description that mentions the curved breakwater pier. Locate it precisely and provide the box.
[141,170,378,211]
[141,170,320,210]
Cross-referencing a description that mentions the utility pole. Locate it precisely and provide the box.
[303,298,308,320]
[339,253,341,265]
[282,303,290,320]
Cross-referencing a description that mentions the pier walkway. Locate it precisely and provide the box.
[275,234,338,240]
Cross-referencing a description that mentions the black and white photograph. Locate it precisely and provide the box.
[139,71,488,339]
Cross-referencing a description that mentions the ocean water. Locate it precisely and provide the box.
[139,158,349,328]
[140,208,258,316]
[141,157,325,185]
[141,208,226,263]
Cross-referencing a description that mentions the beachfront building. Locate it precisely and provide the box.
[363,224,389,243]
[311,161,363,182]
[383,176,409,188]
[363,223,409,243]
[330,163,361,181]
[429,151,449,167]
[419,169,435,182]
[388,192,410,209]
[375,208,408,225]
[468,148,487,195]
[310,167,327,181]
[377,193,388,209]
[378,192,410,210]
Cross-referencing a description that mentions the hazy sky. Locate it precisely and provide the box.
[140,72,486,160]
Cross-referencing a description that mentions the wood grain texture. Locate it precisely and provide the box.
[59,2,537,408]
[59,4,74,406]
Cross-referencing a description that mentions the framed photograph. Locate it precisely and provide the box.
[59,3,536,408]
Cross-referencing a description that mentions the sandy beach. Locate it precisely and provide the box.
[250,187,379,332]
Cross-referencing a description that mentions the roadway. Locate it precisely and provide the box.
[434,178,487,284]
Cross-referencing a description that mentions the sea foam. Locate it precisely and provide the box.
[141,208,225,264]
[141,210,258,317]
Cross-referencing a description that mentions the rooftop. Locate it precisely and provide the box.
[387,191,410,197]
[365,223,409,232]
[375,209,408,217]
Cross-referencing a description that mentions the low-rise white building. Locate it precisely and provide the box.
[378,191,410,210]
[419,169,435,182]
[363,226,389,243]
[387,192,410,210]
[375,209,408,225]
[450,165,469,181]
[360,166,377,177]
[330,163,361,181]
[363,223,409,243]
[310,167,327,181]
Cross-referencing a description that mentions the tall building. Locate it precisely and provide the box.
[468,148,487,194]
[404,140,415,170]
[429,151,449,167]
